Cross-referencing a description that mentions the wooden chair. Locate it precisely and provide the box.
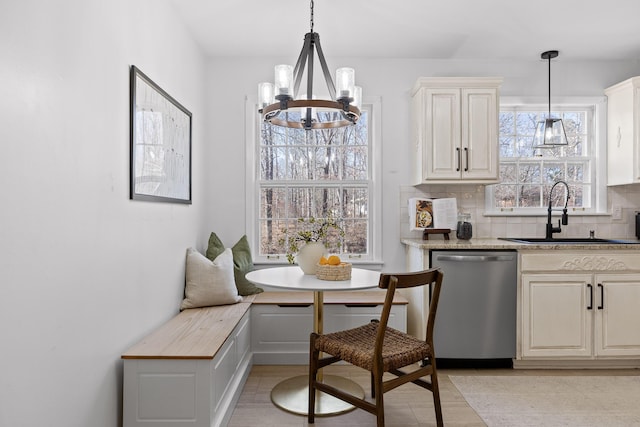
[308,268,444,427]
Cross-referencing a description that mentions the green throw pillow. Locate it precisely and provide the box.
[206,233,263,296]
[205,232,226,260]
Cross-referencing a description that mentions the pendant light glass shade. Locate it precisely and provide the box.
[534,117,568,147]
[335,67,355,100]
[258,82,274,109]
[533,50,568,148]
[352,86,362,110]
[274,64,294,97]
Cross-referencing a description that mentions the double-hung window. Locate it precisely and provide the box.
[249,100,381,263]
[486,98,606,214]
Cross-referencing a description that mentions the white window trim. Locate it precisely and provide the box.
[484,95,608,216]
[244,96,383,265]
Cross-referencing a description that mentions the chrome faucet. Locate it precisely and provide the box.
[545,180,570,239]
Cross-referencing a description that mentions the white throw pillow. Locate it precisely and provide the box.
[180,247,243,310]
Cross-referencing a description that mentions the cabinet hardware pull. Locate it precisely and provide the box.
[435,254,514,262]
[464,147,469,171]
[587,284,593,310]
[277,304,312,308]
[345,304,378,308]
[617,126,622,148]
[456,147,461,171]
[598,283,604,310]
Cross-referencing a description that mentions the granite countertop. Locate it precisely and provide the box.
[401,238,640,250]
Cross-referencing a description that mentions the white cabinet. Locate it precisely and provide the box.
[520,251,640,364]
[605,76,640,186]
[411,77,502,184]
[522,273,593,358]
[595,274,640,357]
[402,244,431,339]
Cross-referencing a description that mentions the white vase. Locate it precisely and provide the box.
[296,242,326,274]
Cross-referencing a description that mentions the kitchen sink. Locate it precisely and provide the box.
[498,237,640,244]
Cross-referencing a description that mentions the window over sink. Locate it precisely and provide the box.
[485,97,607,215]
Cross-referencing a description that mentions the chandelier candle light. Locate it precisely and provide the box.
[258,0,361,130]
[533,50,569,148]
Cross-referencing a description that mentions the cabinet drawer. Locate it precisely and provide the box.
[521,252,640,272]
[325,305,406,333]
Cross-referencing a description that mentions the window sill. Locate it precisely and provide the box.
[483,210,611,218]
[254,260,384,269]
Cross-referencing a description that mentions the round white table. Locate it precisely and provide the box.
[245,266,380,416]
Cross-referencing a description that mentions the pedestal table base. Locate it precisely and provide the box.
[271,374,365,416]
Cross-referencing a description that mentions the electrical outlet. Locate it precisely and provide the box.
[612,205,623,220]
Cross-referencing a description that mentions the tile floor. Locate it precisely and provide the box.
[228,364,640,427]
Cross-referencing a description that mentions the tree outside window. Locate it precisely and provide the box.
[257,109,371,260]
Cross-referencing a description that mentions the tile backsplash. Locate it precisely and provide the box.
[400,184,640,241]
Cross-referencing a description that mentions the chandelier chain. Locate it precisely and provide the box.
[310,0,314,32]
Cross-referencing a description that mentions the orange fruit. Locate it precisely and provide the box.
[328,255,341,265]
[319,256,328,265]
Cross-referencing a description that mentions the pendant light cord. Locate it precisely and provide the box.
[310,0,314,33]
[547,55,551,116]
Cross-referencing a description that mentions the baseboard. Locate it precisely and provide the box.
[513,358,640,369]
[436,358,513,369]
[252,352,309,365]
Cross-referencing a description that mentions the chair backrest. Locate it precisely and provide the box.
[378,268,444,344]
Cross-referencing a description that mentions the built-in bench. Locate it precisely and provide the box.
[121,290,408,427]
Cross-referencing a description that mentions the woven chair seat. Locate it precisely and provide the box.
[314,321,431,372]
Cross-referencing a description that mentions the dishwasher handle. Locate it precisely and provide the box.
[434,254,515,262]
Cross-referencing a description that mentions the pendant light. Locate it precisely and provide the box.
[257,0,361,130]
[533,50,568,148]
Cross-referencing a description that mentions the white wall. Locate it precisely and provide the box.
[206,56,640,271]
[0,1,206,426]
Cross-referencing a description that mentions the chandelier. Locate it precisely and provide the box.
[257,0,361,130]
[533,50,568,148]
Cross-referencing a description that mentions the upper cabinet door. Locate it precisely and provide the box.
[605,77,640,186]
[411,77,502,185]
[462,88,499,180]
[424,87,461,180]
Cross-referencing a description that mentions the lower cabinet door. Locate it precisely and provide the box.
[595,274,640,357]
[522,274,593,358]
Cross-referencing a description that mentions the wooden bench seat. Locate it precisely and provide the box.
[121,301,254,360]
[122,291,408,361]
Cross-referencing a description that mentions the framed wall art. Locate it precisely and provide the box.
[130,65,192,204]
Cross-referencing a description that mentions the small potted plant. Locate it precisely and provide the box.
[280,215,345,274]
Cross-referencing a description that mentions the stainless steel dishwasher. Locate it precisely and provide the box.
[430,250,517,367]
